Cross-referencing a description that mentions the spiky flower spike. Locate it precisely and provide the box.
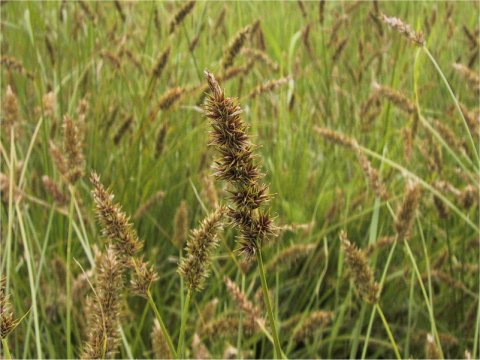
[222,25,251,70]
[395,180,422,241]
[380,13,425,46]
[224,276,263,329]
[339,231,379,304]
[0,276,18,340]
[204,70,278,259]
[178,206,225,291]
[130,257,159,298]
[81,247,123,359]
[3,85,19,136]
[90,172,142,260]
[169,1,195,34]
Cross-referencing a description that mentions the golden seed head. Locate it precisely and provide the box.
[222,25,251,70]
[169,1,196,34]
[424,333,441,359]
[339,230,379,304]
[3,85,19,133]
[224,276,263,328]
[42,175,69,205]
[292,311,334,342]
[1,276,18,339]
[63,115,85,184]
[42,91,56,118]
[380,13,425,46]
[178,206,225,291]
[81,247,123,359]
[173,200,189,248]
[130,257,159,298]
[90,172,143,259]
[395,180,422,241]
[248,76,291,99]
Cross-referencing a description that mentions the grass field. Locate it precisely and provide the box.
[1,1,479,359]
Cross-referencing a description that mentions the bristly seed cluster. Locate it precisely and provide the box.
[340,230,379,304]
[178,206,225,291]
[204,70,278,259]
[90,172,142,260]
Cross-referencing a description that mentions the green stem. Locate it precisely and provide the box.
[66,186,75,359]
[146,290,177,358]
[361,241,398,359]
[375,304,401,360]
[422,46,480,167]
[256,248,283,359]
[177,289,191,358]
[404,241,444,358]
[2,339,12,360]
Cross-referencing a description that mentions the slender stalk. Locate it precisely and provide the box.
[256,247,283,359]
[66,186,75,359]
[404,241,444,358]
[375,304,401,360]
[2,339,12,360]
[422,47,480,167]
[146,290,177,358]
[361,241,398,359]
[177,289,191,358]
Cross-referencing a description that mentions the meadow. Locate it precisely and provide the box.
[0,1,479,359]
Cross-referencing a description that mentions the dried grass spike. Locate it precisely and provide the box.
[380,13,425,46]
[395,180,422,241]
[178,206,225,291]
[90,172,142,259]
[339,230,379,304]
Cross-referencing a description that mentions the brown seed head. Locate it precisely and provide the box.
[292,311,334,342]
[169,1,195,34]
[130,257,159,298]
[173,200,189,248]
[90,172,142,259]
[178,206,225,291]
[204,70,278,259]
[380,13,425,46]
[63,115,85,184]
[395,180,422,241]
[0,276,18,339]
[339,230,379,304]
[222,25,251,70]
[81,247,123,359]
